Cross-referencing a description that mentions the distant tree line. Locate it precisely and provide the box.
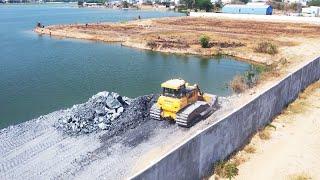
[180,0,319,12]
[77,0,106,3]
[308,0,320,6]
[180,0,224,12]
[45,0,78,2]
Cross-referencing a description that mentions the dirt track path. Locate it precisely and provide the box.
[235,81,320,180]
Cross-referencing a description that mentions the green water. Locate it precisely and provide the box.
[0,4,254,129]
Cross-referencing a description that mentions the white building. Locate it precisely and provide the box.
[302,6,320,16]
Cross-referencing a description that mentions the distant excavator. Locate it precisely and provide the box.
[150,79,218,127]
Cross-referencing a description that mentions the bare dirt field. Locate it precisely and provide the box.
[210,81,320,180]
[35,16,320,66]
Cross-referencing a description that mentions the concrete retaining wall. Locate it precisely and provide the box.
[131,57,320,180]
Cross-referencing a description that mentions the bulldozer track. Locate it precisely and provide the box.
[150,104,161,121]
[0,129,60,173]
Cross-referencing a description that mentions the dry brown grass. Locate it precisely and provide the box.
[154,18,320,37]
[232,155,247,166]
[230,75,248,94]
[146,40,157,49]
[243,145,256,154]
[258,62,283,82]
[255,41,279,55]
[287,172,312,180]
[258,129,271,140]
[286,101,307,114]
[285,82,320,115]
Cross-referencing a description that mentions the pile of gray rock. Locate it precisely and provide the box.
[99,94,158,141]
[55,91,131,135]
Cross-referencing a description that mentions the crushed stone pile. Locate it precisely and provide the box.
[55,91,131,135]
[55,91,158,136]
[100,93,158,141]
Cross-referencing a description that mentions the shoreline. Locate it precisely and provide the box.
[34,27,265,67]
[34,16,320,66]
[35,30,266,66]
[34,19,273,65]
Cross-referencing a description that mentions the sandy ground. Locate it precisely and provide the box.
[210,81,320,180]
[35,16,320,66]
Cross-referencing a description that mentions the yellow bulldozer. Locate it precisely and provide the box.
[150,79,217,127]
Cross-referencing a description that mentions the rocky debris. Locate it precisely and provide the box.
[99,93,158,142]
[54,91,158,137]
[217,95,235,108]
[55,91,131,136]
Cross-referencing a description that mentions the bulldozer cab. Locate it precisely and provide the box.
[161,79,187,99]
[162,86,186,98]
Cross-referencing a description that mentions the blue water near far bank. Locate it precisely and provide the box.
[0,4,254,129]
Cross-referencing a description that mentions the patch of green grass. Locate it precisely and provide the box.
[215,161,226,177]
[215,161,239,180]
[199,35,210,48]
[255,64,268,74]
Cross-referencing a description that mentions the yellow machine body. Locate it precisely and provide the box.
[156,79,204,120]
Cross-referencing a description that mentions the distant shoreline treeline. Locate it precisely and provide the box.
[0,0,90,3]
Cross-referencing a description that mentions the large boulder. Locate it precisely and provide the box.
[106,93,122,109]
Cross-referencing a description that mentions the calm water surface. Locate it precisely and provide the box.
[0,4,254,128]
